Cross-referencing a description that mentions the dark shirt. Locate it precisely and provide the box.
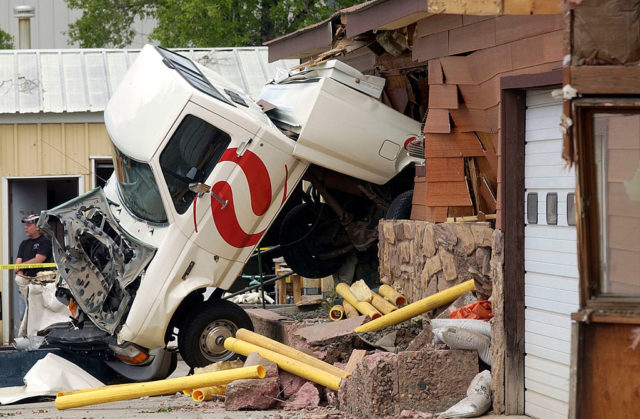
[17,235,53,277]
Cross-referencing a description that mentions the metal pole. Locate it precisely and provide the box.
[258,248,265,309]
[223,272,290,300]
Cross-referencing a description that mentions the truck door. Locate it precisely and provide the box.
[157,102,301,264]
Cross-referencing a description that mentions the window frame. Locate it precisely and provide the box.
[574,98,640,309]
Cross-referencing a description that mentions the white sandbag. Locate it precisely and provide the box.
[433,326,492,366]
[439,370,492,418]
[431,319,491,339]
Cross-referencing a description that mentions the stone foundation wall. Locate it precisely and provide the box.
[378,220,500,302]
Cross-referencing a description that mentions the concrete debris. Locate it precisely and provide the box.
[406,324,435,351]
[339,349,478,417]
[285,381,321,410]
[279,370,309,399]
[224,377,281,411]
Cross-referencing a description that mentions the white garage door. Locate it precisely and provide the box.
[524,89,579,419]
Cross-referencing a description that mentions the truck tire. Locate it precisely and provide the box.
[279,203,345,278]
[178,299,253,368]
[386,190,413,220]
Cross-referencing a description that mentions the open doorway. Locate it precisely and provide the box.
[2,176,83,344]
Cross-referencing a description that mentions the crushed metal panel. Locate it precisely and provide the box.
[39,188,156,334]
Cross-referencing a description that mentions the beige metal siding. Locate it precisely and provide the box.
[0,121,111,280]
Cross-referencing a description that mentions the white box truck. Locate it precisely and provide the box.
[39,45,423,380]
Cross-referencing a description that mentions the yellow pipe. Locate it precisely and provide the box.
[235,328,349,379]
[224,337,342,390]
[192,385,226,402]
[336,283,381,319]
[379,284,407,306]
[343,300,359,318]
[355,301,382,319]
[57,383,130,397]
[55,365,265,410]
[329,305,344,321]
[355,279,475,333]
[370,292,398,315]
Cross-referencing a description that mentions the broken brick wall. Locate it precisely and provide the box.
[339,14,564,227]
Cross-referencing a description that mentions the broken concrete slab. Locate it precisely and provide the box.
[246,308,290,343]
[285,381,321,410]
[339,349,478,417]
[224,376,281,411]
[294,316,369,345]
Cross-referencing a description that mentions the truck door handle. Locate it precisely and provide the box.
[236,138,253,157]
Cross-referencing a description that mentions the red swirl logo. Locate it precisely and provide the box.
[203,147,287,248]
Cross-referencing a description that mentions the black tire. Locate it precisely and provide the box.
[386,190,413,219]
[178,299,253,368]
[279,203,345,278]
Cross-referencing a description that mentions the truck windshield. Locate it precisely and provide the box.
[160,114,231,214]
[113,148,168,223]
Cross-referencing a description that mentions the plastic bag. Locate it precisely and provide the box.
[431,318,491,339]
[433,326,491,366]
[439,370,492,418]
[449,300,493,320]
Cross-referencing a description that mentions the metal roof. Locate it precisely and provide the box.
[0,47,298,114]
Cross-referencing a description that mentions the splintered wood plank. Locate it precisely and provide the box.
[479,175,497,212]
[424,108,451,133]
[504,0,563,14]
[428,0,501,15]
[345,349,368,374]
[475,131,499,173]
[428,84,459,109]
[413,31,449,62]
[453,131,486,156]
[495,15,564,45]
[428,59,444,85]
[440,56,474,84]
[571,66,640,94]
[448,19,497,56]
[450,105,500,133]
[457,76,501,110]
[510,30,563,70]
[426,181,473,206]
[426,157,465,181]
[425,133,463,158]
[416,14,463,37]
[476,155,498,189]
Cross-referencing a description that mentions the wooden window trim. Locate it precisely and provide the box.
[574,98,640,311]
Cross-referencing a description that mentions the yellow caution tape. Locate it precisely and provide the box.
[0,263,57,270]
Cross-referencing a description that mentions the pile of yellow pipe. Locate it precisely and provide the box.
[224,337,342,390]
[379,284,407,306]
[355,279,475,333]
[55,365,265,410]
[329,305,344,321]
[235,328,349,379]
[336,283,381,319]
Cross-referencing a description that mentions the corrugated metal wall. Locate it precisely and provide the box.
[0,0,154,49]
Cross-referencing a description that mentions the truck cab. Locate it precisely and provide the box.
[39,45,422,378]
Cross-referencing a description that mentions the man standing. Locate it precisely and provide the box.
[15,214,53,278]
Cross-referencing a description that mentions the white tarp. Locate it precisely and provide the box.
[0,353,104,405]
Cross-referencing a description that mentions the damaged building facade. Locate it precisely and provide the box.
[265,0,638,417]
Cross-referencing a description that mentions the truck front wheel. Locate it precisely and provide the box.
[177,299,253,368]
